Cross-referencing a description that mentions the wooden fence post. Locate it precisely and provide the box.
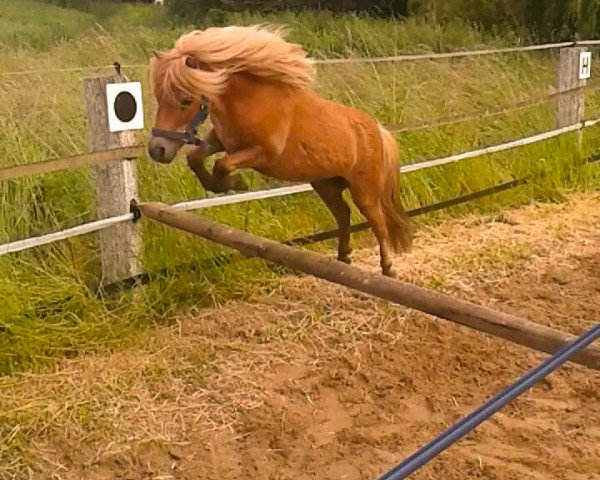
[84,75,142,286]
[556,46,588,148]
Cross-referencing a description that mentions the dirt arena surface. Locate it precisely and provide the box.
[2,192,599,479]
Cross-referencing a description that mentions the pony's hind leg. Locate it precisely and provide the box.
[311,178,352,264]
[347,180,395,277]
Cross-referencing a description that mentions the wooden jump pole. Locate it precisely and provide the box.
[135,201,600,371]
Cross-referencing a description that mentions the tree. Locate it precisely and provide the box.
[168,0,410,20]
[167,0,599,41]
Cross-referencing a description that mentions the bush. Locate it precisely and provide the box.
[411,0,599,41]
[167,0,410,23]
[168,0,600,42]
[36,0,123,17]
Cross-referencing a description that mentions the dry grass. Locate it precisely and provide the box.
[355,192,599,290]
[0,191,598,478]
[0,287,405,478]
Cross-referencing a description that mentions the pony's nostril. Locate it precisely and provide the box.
[149,145,166,160]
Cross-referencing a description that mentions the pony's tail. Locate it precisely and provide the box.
[379,125,413,253]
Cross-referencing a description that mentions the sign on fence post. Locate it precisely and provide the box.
[579,51,592,80]
[556,47,588,148]
[84,75,142,286]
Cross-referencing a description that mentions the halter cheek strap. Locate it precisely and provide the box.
[151,98,209,146]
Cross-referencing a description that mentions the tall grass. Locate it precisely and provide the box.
[0,1,599,375]
[0,0,97,51]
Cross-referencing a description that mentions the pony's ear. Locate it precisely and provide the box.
[184,55,210,71]
[184,55,200,69]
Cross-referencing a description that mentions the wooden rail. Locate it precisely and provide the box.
[135,201,600,371]
[0,146,143,182]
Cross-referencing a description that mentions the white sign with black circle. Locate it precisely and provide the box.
[106,81,144,133]
[579,51,592,80]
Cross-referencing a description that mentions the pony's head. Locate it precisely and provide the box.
[146,49,222,163]
[147,25,316,164]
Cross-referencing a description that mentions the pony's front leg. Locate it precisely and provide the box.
[186,129,223,190]
[211,146,267,193]
[186,130,249,193]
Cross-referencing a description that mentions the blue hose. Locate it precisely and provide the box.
[378,323,600,480]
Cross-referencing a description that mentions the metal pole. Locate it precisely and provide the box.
[378,323,600,480]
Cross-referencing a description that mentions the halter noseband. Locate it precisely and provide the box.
[151,98,209,146]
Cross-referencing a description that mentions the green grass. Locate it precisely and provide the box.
[0,1,599,376]
[0,0,97,51]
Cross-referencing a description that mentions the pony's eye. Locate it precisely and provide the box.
[181,98,194,107]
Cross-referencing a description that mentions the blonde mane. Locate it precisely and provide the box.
[151,24,316,105]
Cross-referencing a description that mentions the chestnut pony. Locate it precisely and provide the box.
[147,24,412,276]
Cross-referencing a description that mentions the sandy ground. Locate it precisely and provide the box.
[1,192,599,480]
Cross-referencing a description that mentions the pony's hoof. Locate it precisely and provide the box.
[338,255,352,265]
[230,175,249,192]
[382,268,396,278]
[207,185,228,194]
[209,175,248,193]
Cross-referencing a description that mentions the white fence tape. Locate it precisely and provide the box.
[314,41,574,65]
[399,119,599,173]
[0,213,134,256]
[3,39,599,78]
